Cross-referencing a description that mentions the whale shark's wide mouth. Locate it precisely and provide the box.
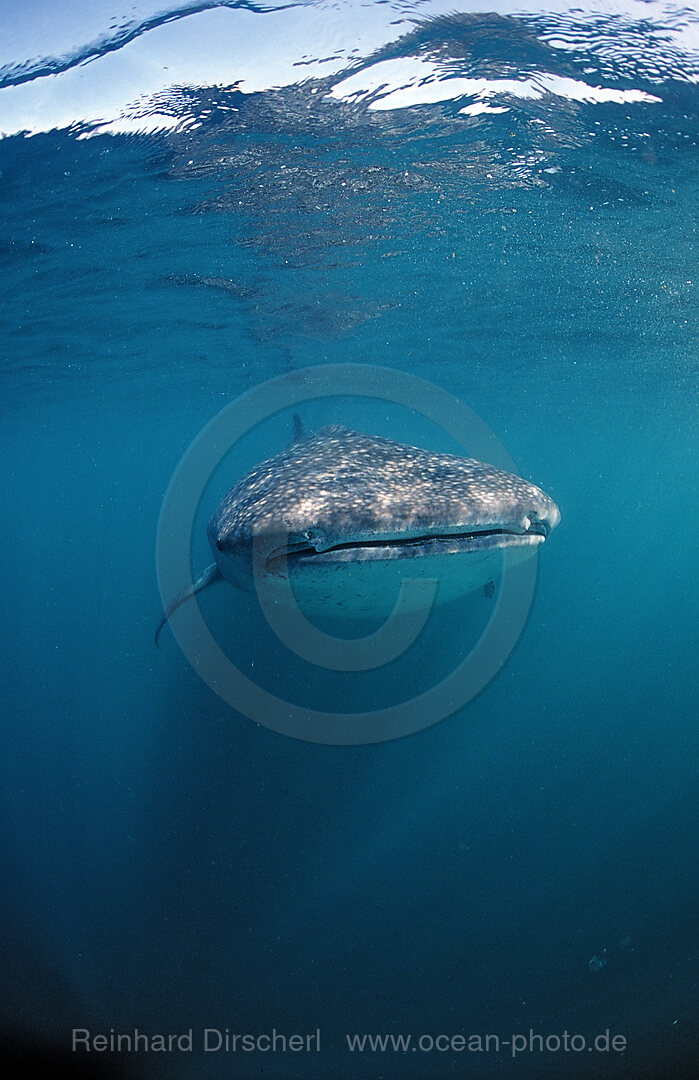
[261,522,550,567]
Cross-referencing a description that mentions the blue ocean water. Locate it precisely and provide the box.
[1,2,697,1078]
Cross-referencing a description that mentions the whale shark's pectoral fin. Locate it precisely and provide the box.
[155,562,222,647]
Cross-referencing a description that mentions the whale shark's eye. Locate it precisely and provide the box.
[216,539,224,551]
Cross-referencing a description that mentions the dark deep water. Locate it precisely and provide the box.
[0,2,697,1078]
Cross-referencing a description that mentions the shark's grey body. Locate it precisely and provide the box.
[155,425,560,644]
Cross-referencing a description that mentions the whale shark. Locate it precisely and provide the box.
[155,424,560,645]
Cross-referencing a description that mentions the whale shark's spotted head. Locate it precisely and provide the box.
[209,425,560,566]
[156,425,560,644]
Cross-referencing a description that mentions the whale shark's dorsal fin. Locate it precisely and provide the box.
[155,562,222,647]
[292,413,306,443]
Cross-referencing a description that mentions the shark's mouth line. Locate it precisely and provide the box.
[264,523,549,565]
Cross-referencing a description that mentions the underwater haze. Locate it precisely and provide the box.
[0,1,697,1077]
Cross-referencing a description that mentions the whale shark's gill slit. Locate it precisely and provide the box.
[155,562,222,647]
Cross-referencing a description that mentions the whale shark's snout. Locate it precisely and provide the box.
[156,425,560,644]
